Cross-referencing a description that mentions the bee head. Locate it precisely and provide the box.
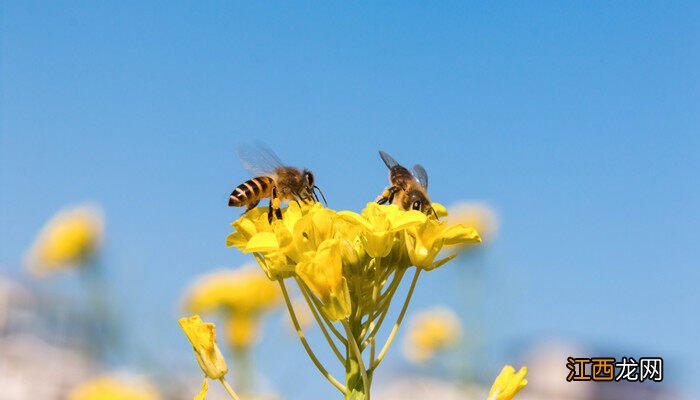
[301,169,327,206]
[407,189,437,219]
[303,169,315,187]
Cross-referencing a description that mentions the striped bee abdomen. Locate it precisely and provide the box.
[229,176,275,207]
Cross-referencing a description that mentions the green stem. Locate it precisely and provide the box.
[296,277,347,365]
[219,377,243,400]
[297,278,348,345]
[361,269,405,349]
[278,279,348,395]
[343,320,370,399]
[370,268,421,371]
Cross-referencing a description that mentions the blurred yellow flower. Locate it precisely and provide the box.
[25,204,103,276]
[448,202,499,244]
[225,313,259,349]
[182,266,281,349]
[487,365,528,400]
[67,374,160,400]
[183,266,280,315]
[179,315,229,379]
[403,307,461,363]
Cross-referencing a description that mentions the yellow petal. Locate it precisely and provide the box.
[194,378,208,400]
[336,211,373,231]
[431,202,449,218]
[225,232,248,250]
[488,365,528,400]
[244,232,279,253]
[443,224,481,245]
[390,210,427,230]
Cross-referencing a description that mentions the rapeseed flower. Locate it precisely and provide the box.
[448,202,499,245]
[67,374,160,400]
[183,266,281,349]
[179,315,228,380]
[226,201,481,398]
[295,238,351,321]
[25,204,103,276]
[403,307,461,364]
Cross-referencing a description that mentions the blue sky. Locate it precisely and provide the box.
[1,1,698,398]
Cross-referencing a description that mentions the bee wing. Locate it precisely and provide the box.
[378,150,399,170]
[236,142,284,177]
[412,164,429,190]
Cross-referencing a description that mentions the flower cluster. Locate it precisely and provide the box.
[227,202,479,323]
[225,202,480,399]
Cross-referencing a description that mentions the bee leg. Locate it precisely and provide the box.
[292,192,303,207]
[268,186,283,223]
[245,200,260,213]
[377,186,399,205]
[267,200,274,223]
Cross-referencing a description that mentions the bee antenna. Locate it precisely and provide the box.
[431,207,440,220]
[314,186,328,206]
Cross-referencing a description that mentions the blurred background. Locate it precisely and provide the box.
[1,2,698,399]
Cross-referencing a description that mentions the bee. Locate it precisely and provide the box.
[376,150,438,219]
[228,143,327,222]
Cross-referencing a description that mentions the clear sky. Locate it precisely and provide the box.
[1,1,698,398]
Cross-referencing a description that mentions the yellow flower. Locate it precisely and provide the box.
[227,199,485,396]
[225,313,259,349]
[182,266,281,350]
[295,239,351,321]
[338,203,425,258]
[404,219,480,270]
[227,202,480,321]
[179,315,228,379]
[68,374,160,400]
[183,266,281,315]
[228,202,317,279]
[25,204,103,276]
[403,307,461,364]
[448,202,499,244]
[487,365,528,400]
[226,207,273,251]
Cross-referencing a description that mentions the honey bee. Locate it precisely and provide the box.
[228,143,327,222]
[376,150,438,218]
